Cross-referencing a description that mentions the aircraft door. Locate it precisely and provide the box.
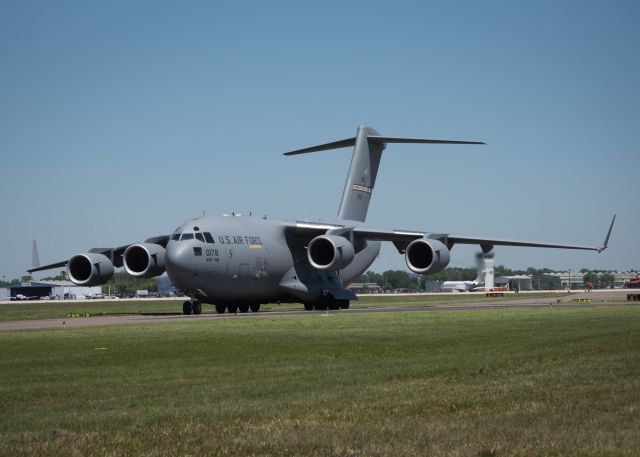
[238,263,252,292]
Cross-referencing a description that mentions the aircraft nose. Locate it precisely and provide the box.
[165,242,192,285]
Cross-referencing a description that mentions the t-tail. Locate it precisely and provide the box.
[285,125,484,222]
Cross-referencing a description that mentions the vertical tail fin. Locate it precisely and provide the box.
[284,125,484,222]
[336,125,384,221]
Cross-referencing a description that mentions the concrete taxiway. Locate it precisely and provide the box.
[0,290,632,331]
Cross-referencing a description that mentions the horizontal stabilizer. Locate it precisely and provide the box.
[284,134,484,156]
[284,137,356,155]
[368,136,485,145]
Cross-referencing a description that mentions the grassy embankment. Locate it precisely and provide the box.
[0,292,583,322]
[1,305,638,456]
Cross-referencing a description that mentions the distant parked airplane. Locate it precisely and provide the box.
[441,252,494,292]
[440,280,480,293]
[11,294,39,301]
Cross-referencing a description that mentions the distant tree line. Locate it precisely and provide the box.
[104,273,159,297]
[580,270,616,289]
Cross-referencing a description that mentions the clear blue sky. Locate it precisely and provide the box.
[1,0,638,281]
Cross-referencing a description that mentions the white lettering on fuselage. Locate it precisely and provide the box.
[217,235,263,248]
[205,248,220,263]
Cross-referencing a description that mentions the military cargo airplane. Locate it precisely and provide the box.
[29,126,615,315]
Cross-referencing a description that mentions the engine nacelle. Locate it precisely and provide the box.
[405,238,450,275]
[67,253,114,286]
[307,235,355,272]
[123,243,166,278]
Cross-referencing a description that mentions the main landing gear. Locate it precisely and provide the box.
[183,299,202,315]
[214,303,261,314]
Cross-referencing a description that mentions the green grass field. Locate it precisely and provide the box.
[1,305,638,456]
[0,292,575,322]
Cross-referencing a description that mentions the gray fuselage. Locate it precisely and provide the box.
[165,214,380,305]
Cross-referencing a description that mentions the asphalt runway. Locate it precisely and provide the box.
[0,290,633,331]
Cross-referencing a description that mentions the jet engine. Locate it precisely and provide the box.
[405,238,450,275]
[67,253,114,286]
[123,243,166,278]
[307,235,355,271]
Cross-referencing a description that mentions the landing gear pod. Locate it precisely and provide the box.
[67,253,114,286]
[123,243,166,278]
[405,238,450,275]
[307,235,355,271]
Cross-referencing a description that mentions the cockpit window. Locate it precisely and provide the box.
[171,233,181,241]
[181,233,194,240]
[203,232,214,243]
[195,233,204,242]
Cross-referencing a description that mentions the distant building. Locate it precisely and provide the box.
[540,272,586,289]
[0,280,102,300]
[495,275,533,291]
[612,272,639,287]
[540,271,638,289]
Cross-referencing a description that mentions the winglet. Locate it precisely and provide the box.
[597,214,616,253]
[32,240,40,269]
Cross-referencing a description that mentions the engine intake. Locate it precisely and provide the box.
[124,243,166,278]
[67,253,114,286]
[405,238,450,275]
[307,235,355,271]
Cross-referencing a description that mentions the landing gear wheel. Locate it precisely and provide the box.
[183,301,193,315]
[250,303,261,312]
[192,300,202,315]
[314,303,328,311]
[227,304,238,314]
[304,303,314,311]
[239,304,250,313]
[215,304,225,314]
[338,300,350,309]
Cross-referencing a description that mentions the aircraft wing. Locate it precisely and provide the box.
[352,214,615,254]
[27,247,125,274]
[285,221,347,240]
[27,236,169,274]
[445,235,604,252]
[28,260,69,273]
[286,215,614,254]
